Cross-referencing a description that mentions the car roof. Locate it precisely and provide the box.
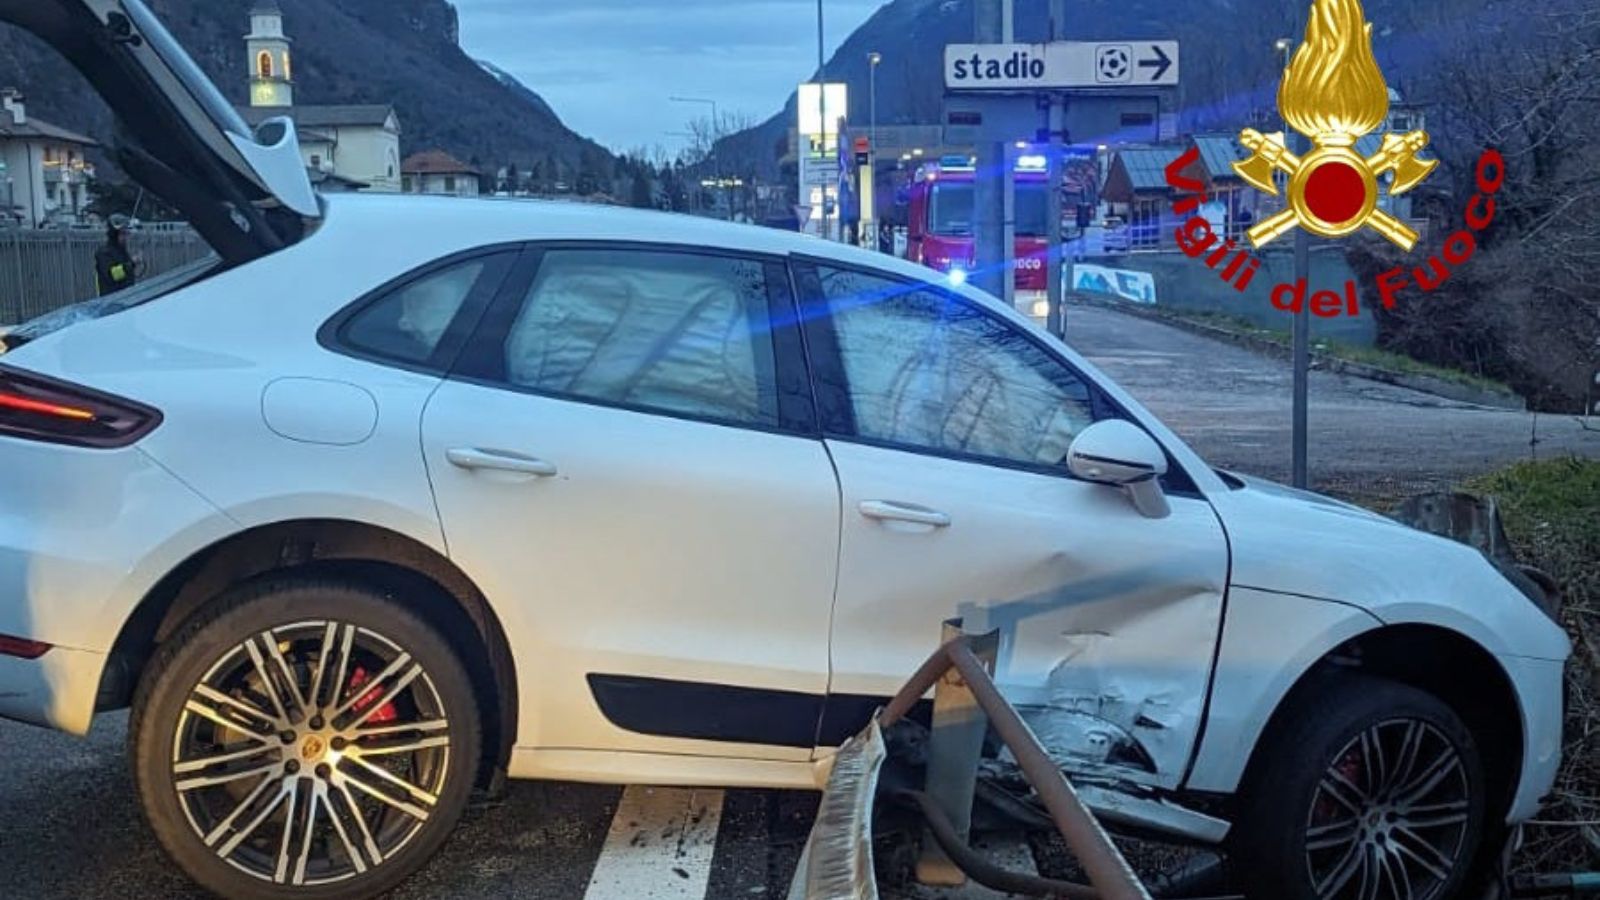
[320,192,952,285]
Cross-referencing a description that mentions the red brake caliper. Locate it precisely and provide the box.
[346,666,398,724]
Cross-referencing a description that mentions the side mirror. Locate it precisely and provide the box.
[1066,420,1171,519]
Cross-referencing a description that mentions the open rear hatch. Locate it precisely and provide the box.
[0,0,320,264]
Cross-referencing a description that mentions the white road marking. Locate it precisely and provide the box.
[582,785,725,900]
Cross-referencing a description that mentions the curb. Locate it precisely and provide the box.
[1069,294,1526,411]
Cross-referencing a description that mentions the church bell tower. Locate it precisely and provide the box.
[246,1,293,108]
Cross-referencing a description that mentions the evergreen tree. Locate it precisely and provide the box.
[629,174,654,209]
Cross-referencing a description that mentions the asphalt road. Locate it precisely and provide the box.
[3,303,1593,898]
[1065,302,1598,495]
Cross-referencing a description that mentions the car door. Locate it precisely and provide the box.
[796,261,1229,789]
[421,243,840,763]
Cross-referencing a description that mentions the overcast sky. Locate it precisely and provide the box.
[451,0,885,153]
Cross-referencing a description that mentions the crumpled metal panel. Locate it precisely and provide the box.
[789,720,886,900]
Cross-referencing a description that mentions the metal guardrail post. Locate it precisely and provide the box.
[878,620,1152,900]
[915,620,999,886]
[945,641,1149,900]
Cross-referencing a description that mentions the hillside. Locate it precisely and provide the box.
[716,0,1501,178]
[477,59,560,125]
[0,0,611,179]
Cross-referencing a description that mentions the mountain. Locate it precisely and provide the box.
[0,0,612,179]
[716,0,1504,179]
[476,59,559,125]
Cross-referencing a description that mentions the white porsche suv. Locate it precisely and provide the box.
[0,3,1569,899]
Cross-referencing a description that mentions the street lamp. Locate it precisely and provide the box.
[867,51,882,251]
[669,96,726,219]
[868,52,881,157]
[665,130,702,213]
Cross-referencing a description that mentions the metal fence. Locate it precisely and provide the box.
[0,227,212,324]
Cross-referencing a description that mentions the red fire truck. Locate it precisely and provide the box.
[905,155,1052,318]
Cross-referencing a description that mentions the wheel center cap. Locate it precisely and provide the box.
[300,734,327,763]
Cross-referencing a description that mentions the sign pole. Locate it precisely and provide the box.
[1291,197,1310,487]
[1000,0,1017,310]
[1283,40,1310,489]
[972,0,1006,299]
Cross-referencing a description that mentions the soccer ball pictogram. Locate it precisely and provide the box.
[1097,47,1131,82]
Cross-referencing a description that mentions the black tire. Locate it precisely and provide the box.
[1232,674,1487,900]
[130,578,482,900]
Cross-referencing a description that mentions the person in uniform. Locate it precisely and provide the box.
[95,213,140,296]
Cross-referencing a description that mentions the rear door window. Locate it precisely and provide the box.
[457,247,786,430]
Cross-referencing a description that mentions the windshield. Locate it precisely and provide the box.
[929,182,1048,237]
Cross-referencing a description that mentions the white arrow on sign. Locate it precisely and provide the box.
[945,41,1180,90]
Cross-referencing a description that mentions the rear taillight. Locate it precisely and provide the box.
[0,365,160,448]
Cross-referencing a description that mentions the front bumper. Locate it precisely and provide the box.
[0,644,106,734]
[1503,653,1566,823]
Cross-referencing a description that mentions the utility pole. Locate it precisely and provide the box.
[1045,0,1067,336]
[1277,37,1311,489]
[972,0,1006,299]
[670,97,724,219]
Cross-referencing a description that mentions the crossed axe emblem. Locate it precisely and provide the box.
[1232,128,1438,251]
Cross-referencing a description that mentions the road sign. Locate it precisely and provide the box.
[945,41,1180,91]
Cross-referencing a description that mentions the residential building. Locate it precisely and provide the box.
[1102,145,1189,251]
[0,90,96,227]
[1100,120,1425,253]
[236,1,402,192]
[240,105,402,193]
[401,151,481,197]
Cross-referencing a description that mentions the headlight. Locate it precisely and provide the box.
[948,267,969,286]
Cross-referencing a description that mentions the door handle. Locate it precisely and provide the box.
[859,500,951,528]
[446,447,558,477]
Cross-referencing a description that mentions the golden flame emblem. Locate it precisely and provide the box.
[1232,0,1437,250]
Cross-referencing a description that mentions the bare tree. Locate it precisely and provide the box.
[1368,0,1600,411]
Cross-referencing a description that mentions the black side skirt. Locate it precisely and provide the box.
[586,674,923,749]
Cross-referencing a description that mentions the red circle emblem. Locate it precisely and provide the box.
[1302,160,1367,225]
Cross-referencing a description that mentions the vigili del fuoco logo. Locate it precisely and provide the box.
[1162,0,1506,318]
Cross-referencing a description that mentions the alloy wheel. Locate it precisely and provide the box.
[1304,718,1472,900]
[169,620,453,886]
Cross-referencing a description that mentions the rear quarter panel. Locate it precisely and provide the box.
[0,205,524,650]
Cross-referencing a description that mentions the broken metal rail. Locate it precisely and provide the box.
[790,620,1153,900]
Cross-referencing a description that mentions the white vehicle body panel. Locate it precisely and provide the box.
[0,194,1568,830]
[823,439,1228,790]
[1186,586,1385,793]
[1217,475,1569,661]
[0,644,105,734]
[422,380,841,760]
[1497,655,1566,821]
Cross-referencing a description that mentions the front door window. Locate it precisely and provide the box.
[814,266,1094,468]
